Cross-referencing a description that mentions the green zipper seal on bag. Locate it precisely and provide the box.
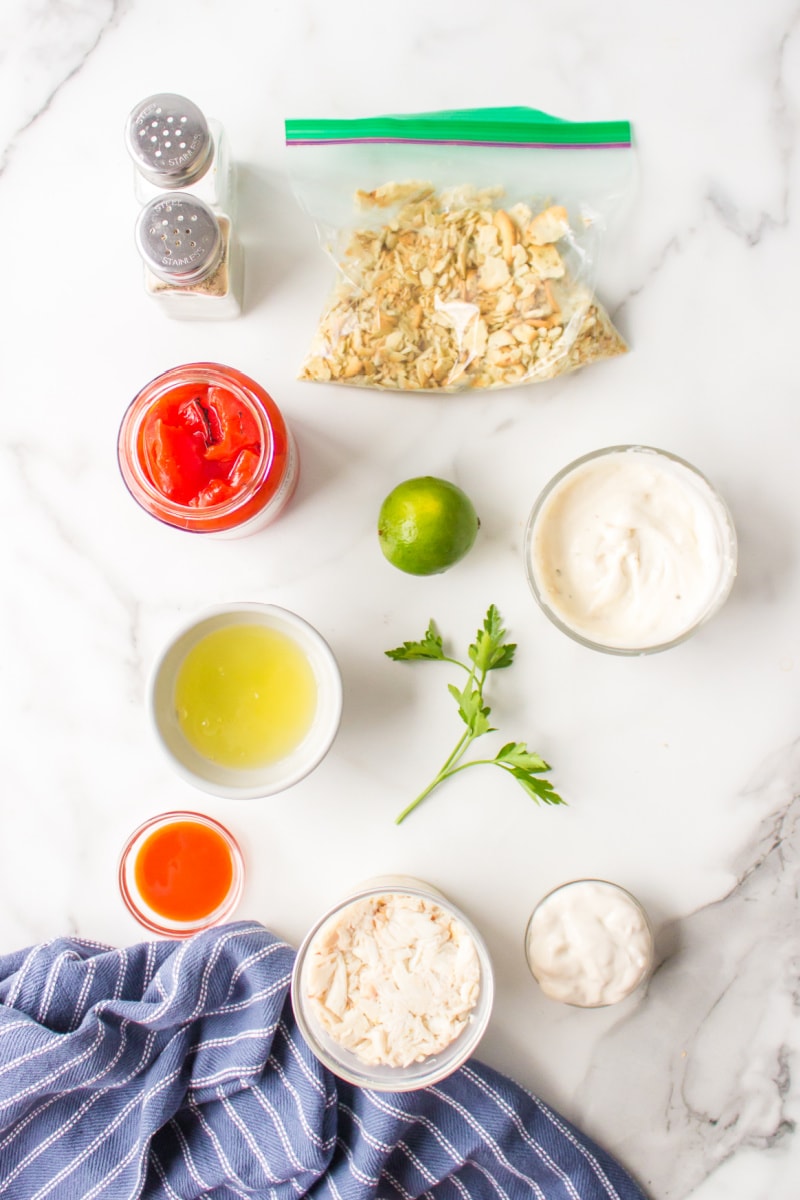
[285,107,631,149]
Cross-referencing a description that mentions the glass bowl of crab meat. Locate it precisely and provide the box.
[290,876,494,1091]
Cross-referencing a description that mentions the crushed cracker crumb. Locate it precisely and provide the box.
[299,182,627,392]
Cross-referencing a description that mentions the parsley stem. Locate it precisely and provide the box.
[394,658,490,824]
[394,753,513,824]
[394,729,475,824]
[443,656,472,672]
[394,781,442,826]
[439,729,473,774]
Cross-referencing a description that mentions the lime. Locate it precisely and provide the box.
[377,476,480,575]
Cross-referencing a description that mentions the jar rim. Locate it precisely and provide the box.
[118,362,281,533]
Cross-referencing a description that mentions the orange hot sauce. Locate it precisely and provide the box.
[134,819,234,922]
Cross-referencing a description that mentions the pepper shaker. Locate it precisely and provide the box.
[125,93,235,217]
[135,193,243,320]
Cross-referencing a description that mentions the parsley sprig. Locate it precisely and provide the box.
[386,604,565,824]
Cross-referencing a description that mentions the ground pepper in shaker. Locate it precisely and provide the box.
[125,93,235,216]
[135,193,243,320]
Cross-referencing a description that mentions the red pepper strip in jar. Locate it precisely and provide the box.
[140,385,261,507]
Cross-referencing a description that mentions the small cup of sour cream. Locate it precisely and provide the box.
[525,879,654,1007]
[524,446,738,654]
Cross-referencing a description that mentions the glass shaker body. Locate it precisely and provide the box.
[125,94,235,218]
[135,193,243,320]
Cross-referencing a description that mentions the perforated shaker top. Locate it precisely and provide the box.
[126,94,213,188]
[135,194,222,285]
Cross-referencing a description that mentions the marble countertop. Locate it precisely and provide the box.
[2,1,799,1196]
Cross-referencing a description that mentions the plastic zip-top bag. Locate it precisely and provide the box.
[286,107,636,393]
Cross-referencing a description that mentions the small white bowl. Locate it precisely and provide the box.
[149,603,342,799]
[291,878,494,1091]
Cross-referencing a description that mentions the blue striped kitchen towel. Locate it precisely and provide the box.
[0,921,647,1199]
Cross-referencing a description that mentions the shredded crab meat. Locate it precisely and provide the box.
[305,892,481,1068]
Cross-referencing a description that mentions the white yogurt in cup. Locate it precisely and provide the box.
[525,879,654,1007]
[524,446,737,654]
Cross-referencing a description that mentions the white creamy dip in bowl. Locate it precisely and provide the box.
[525,879,654,1007]
[524,446,737,654]
[291,877,493,1091]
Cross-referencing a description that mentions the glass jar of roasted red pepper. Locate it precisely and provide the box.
[118,363,299,536]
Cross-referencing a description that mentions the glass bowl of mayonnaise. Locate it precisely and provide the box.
[525,878,655,1007]
[524,445,738,655]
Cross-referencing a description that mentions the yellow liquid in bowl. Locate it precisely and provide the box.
[174,624,318,768]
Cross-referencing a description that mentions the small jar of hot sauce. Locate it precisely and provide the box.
[118,363,299,537]
[118,811,244,937]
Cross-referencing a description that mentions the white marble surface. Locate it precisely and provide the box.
[1,1,799,1196]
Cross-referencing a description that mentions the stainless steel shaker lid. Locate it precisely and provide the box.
[135,194,222,285]
[126,93,213,188]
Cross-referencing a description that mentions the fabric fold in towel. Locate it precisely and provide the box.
[0,922,646,1199]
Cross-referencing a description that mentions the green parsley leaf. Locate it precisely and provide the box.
[494,742,550,772]
[506,769,566,806]
[447,682,494,737]
[387,605,564,824]
[385,619,444,662]
[468,603,516,673]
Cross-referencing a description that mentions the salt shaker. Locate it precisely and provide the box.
[125,93,234,217]
[135,193,243,320]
